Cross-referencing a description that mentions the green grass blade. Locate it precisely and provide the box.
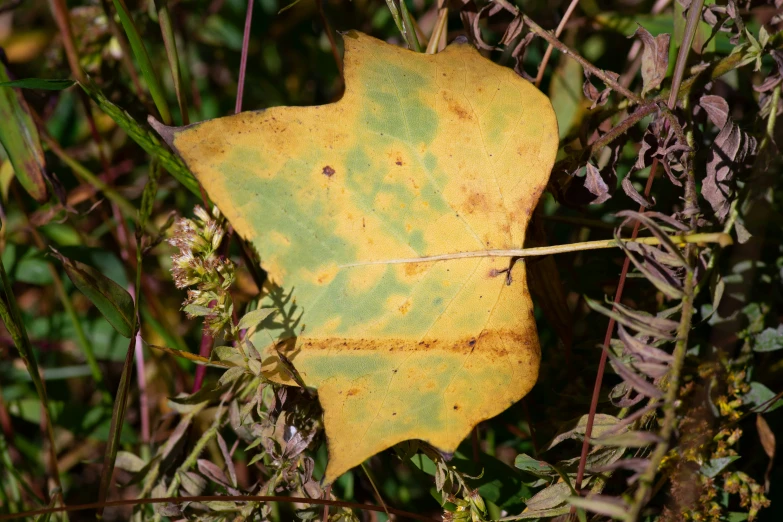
[111,0,173,125]
[78,80,200,196]
[0,78,75,90]
[398,0,422,52]
[51,249,135,338]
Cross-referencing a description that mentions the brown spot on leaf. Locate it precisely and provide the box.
[404,262,428,277]
[322,166,335,178]
[463,192,489,215]
[347,388,360,396]
[442,91,472,121]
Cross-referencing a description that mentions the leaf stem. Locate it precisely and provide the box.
[150,407,225,522]
[337,233,730,268]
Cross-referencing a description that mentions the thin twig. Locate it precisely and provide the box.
[587,102,659,158]
[493,0,642,104]
[574,160,657,495]
[360,463,390,520]
[321,484,332,522]
[235,0,254,114]
[316,0,343,74]
[337,233,730,268]
[534,0,580,87]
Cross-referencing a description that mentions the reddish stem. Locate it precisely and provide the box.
[192,330,214,393]
[573,159,659,492]
[235,0,254,114]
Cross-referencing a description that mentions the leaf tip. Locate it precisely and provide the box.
[148,115,176,148]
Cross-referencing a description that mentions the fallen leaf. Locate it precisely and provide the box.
[153,32,558,482]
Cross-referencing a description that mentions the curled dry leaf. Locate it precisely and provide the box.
[583,162,613,204]
[756,413,775,492]
[546,413,621,450]
[583,70,618,109]
[154,32,558,482]
[701,95,758,222]
[622,176,655,208]
[632,25,670,96]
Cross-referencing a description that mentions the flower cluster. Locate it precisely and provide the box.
[724,471,771,521]
[443,489,487,522]
[678,360,770,522]
[168,206,236,336]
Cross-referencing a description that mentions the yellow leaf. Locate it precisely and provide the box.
[153,31,558,482]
